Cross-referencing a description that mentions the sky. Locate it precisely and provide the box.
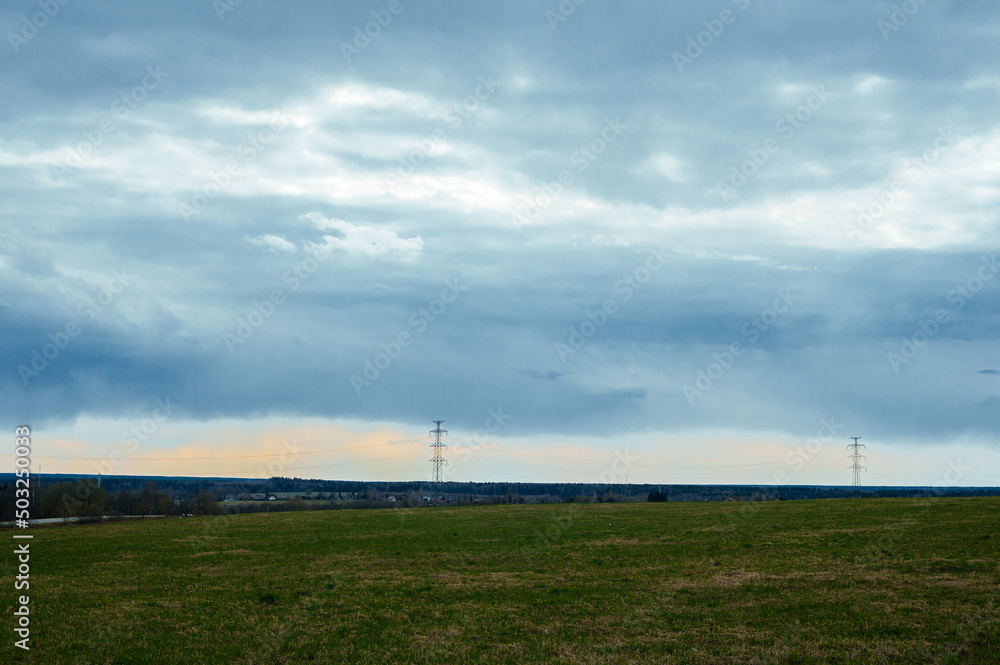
[1,0,998,486]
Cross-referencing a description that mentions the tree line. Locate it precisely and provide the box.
[0,480,225,522]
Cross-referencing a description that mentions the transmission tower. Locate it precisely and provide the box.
[429,421,448,483]
[847,436,866,490]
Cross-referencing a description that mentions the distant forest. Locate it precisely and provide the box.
[3,474,999,523]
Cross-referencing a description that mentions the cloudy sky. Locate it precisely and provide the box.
[2,0,998,486]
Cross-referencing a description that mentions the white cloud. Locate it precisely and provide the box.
[639,152,686,181]
[323,84,434,113]
[855,74,888,94]
[195,103,308,128]
[301,212,423,260]
[245,234,296,252]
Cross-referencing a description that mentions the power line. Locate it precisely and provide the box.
[499,449,797,470]
[453,464,814,483]
[0,440,410,462]
[205,451,427,477]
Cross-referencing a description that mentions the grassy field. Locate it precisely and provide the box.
[4,497,999,664]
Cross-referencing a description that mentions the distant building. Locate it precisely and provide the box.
[224,494,235,502]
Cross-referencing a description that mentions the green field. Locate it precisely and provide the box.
[5,497,999,664]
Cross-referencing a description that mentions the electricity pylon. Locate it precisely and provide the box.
[429,421,448,482]
[847,436,866,490]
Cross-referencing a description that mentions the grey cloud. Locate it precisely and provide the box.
[2,0,999,451]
